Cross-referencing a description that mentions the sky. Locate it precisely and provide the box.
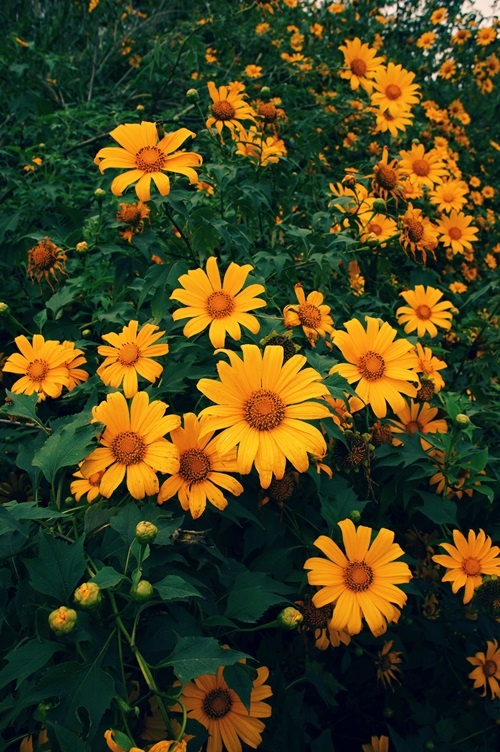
[470,0,498,14]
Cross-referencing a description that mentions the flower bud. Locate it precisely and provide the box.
[94,188,106,200]
[276,606,304,629]
[48,606,78,635]
[348,509,361,522]
[135,520,158,544]
[260,85,271,96]
[76,241,88,254]
[424,742,435,751]
[64,495,75,506]
[130,580,154,602]
[81,329,92,339]
[372,199,386,212]
[136,104,145,112]
[74,581,102,609]
[454,413,470,428]
[354,646,363,657]
[186,88,199,101]
[0,302,10,316]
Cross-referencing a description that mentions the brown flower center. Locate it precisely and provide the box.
[448,227,462,240]
[375,164,398,190]
[179,448,211,483]
[483,659,497,677]
[385,84,402,100]
[462,557,481,576]
[119,343,140,366]
[111,431,146,465]
[415,304,432,320]
[344,561,374,591]
[413,159,430,176]
[269,474,296,502]
[407,219,424,242]
[206,290,235,319]
[300,598,333,628]
[211,100,236,121]
[367,222,382,236]
[258,103,278,122]
[379,655,393,671]
[298,303,322,328]
[26,359,49,382]
[350,58,367,76]
[30,245,55,269]
[202,688,233,719]
[89,470,105,487]
[244,388,285,431]
[406,420,424,435]
[357,351,385,381]
[135,146,166,173]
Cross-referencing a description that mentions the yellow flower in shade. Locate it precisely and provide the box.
[28,237,67,292]
[370,147,403,201]
[399,205,439,263]
[71,468,105,502]
[436,211,479,255]
[415,343,447,392]
[432,529,500,603]
[116,201,150,242]
[79,391,180,500]
[390,400,447,451]
[428,179,468,213]
[329,317,419,419]
[358,212,398,245]
[398,144,448,189]
[245,64,262,78]
[338,38,384,93]
[439,59,456,79]
[375,640,403,689]
[371,63,420,117]
[206,81,256,137]
[396,285,454,338]
[304,519,412,636]
[177,664,272,752]
[467,640,500,699]
[234,126,287,166]
[416,31,436,49]
[430,7,447,24]
[62,341,89,392]
[283,283,334,346]
[94,121,202,202]
[157,412,244,519]
[362,736,390,752]
[296,597,351,650]
[3,334,72,399]
[170,257,266,349]
[452,29,472,45]
[374,107,414,137]
[105,729,186,752]
[197,345,330,489]
[97,320,169,398]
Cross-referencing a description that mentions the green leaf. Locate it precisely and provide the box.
[0,390,45,429]
[416,492,458,525]
[46,723,86,752]
[91,566,123,589]
[0,639,61,691]
[46,283,79,315]
[33,419,100,485]
[225,570,291,623]
[154,574,203,602]
[5,500,65,521]
[319,476,370,528]
[223,663,256,713]
[25,532,87,602]
[166,637,248,683]
[15,432,45,489]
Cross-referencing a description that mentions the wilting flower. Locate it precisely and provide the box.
[467,640,500,699]
[28,237,67,291]
[432,529,500,603]
[391,400,447,450]
[97,320,169,397]
[205,81,256,137]
[116,201,150,242]
[283,283,334,346]
[296,597,351,650]
[370,147,403,201]
[304,518,412,636]
[338,38,384,93]
[376,640,403,689]
[396,285,454,338]
[171,257,266,349]
[3,335,73,400]
[399,204,439,263]
[197,344,330,488]
[79,391,180,500]
[94,121,202,202]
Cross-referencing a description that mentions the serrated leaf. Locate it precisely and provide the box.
[91,566,123,589]
[1,390,45,429]
[225,570,291,623]
[33,422,100,484]
[154,574,203,602]
[6,501,65,521]
[25,532,86,602]
[416,492,457,525]
[166,637,248,683]
[0,639,61,691]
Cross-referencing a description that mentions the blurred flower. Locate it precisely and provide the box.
[0,472,34,504]
[467,640,500,699]
[476,27,496,46]
[432,529,500,603]
[371,63,420,117]
[376,640,403,689]
[439,59,456,79]
[338,38,384,93]
[391,400,447,451]
[27,237,67,291]
[3,335,72,400]
[398,144,448,189]
[449,281,467,294]
[348,259,365,295]
[116,201,150,242]
[436,211,479,255]
[397,285,453,338]
[374,107,414,137]
[206,81,256,137]
[416,32,436,49]
[362,736,390,752]
[430,7,447,24]
[283,283,334,346]
[451,28,471,45]
[415,343,447,392]
[234,125,287,165]
[245,64,262,78]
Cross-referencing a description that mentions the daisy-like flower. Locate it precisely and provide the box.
[396,285,454,338]
[197,345,330,489]
[452,29,472,45]
[3,334,73,399]
[296,597,351,650]
[399,205,439,263]
[428,179,468,213]
[476,27,497,46]
[439,59,456,79]
[416,31,437,49]
[177,663,272,752]
[430,7,447,24]
[338,38,384,93]
[170,257,266,350]
[28,237,67,291]
[329,317,419,419]
[234,126,287,166]
[467,640,500,699]
[94,121,202,202]
[391,400,447,451]
[432,529,500,603]
[358,212,398,244]
[304,518,412,636]
[371,63,420,117]
[97,320,169,398]
[157,412,244,519]
[70,469,105,503]
[436,211,479,255]
[116,201,150,242]
[206,81,256,137]
[398,144,448,189]
[283,283,334,346]
[105,729,186,752]
[375,640,403,689]
[374,107,414,137]
[63,341,89,393]
[79,391,180,500]
[370,147,403,201]
[415,343,447,392]
[362,736,390,752]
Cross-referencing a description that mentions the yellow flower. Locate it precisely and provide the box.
[476,27,497,46]
[374,107,414,137]
[391,400,447,451]
[170,257,266,349]
[467,640,500,699]
[396,285,454,338]
[245,64,262,78]
[357,212,398,245]
[105,730,186,752]
[338,38,384,93]
[94,121,202,202]
[3,334,73,400]
[80,391,180,500]
[416,31,437,49]
[330,316,419,419]
[234,126,287,166]
[436,211,479,255]
[283,283,334,346]
[158,412,244,519]
[61,341,89,393]
[428,179,468,213]
[398,144,448,189]
[439,59,456,79]
[449,281,467,294]
[432,529,500,603]
[375,640,403,689]
[451,29,471,45]
[371,63,420,117]
[116,201,150,242]
[205,81,256,137]
[197,345,330,489]
[415,343,447,392]
[27,237,67,291]
[362,736,390,752]
[399,204,439,264]
[430,7,447,24]
[97,320,169,398]
[370,147,403,201]
[304,518,412,636]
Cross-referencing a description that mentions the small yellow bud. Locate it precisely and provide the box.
[260,85,271,96]
[81,329,92,338]
[276,606,304,629]
[130,580,154,602]
[76,241,88,253]
[135,520,158,544]
[0,302,10,316]
[94,188,106,200]
[454,413,470,428]
[74,581,102,609]
[136,104,145,112]
[48,606,78,635]
[186,88,199,101]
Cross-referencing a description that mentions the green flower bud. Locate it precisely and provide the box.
[276,607,304,629]
[130,580,154,602]
[354,646,363,657]
[383,707,394,718]
[349,509,361,523]
[372,199,386,212]
[454,413,470,428]
[74,581,102,609]
[186,88,199,101]
[136,104,145,112]
[81,329,92,338]
[0,302,10,316]
[76,241,88,254]
[64,495,75,506]
[94,188,106,200]
[48,606,78,635]
[135,520,158,544]
[260,86,271,96]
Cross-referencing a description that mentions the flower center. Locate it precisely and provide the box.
[448,227,462,240]
[89,470,105,487]
[179,448,211,483]
[135,146,166,173]
[259,103,278,122]
[343,561,374,592]
[379,655,393,671]
[269,474,296,502]
[442,190,455,203]
[298,303,322,328]
[26,359,49,382]
[407,219,424,242]
[385,83,402,100]
[111,431,146,465]
[244,388,286,431]
[375,164,398,189]
[300,598,333,628]
[119,343,140,366]
[413,159,430,176]
[211,100,236,121]
[483,659,497,677]
[206,290,236,319]
[350,58,367,76]
[367,222,382,236]
[461,557,481,576]
[31,246,54,269]
[415,304,432,320]
[406,420,424,435]
[202,688,233,719]
[357,351,386,381]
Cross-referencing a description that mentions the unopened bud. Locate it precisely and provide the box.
[135,520,158,544]
[48,606,78,635]
[64,495,75,506]
[372,199,386,212]
[354,646,363,657]
[424,742,435,751]
[76,241,88,254]
[276,607,303,629]
[348,509,361,523]
[136,104,145,112]
[74,581,102,609]
[260,86,271,96]
[0,302,9,316]
[454,413,470,428]
[94,188,106,200]
[186,88,199,101]
[81,329,92,338]
[130,580,154,602]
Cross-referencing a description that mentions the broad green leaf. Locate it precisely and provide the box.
[416,492,458,525]
[91,566,124,589]
[1,390,45,429]
[225,570,291,623]
[5,500,65,521]
[223,662,256,713]
[166,637,248,683]
[154,574,203,602]
[33,422,100,484]
[0,639,61,691]
[25,532,86,602]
